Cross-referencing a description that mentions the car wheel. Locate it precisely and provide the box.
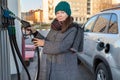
[95,63,112,80]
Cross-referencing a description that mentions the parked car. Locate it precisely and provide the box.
[77,7,120,80]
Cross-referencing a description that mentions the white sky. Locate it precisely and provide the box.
[20,0,42,12]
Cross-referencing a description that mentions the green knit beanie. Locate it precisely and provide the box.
[55,1,71,16]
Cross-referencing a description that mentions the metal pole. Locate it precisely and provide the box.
[0,28,2,80]
[0,0,11,79]
[0,28,11,80]
[1,29,11,80]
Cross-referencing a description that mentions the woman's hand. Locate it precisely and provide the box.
[32,38,45,47]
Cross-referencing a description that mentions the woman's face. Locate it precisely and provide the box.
[56,11,68,21]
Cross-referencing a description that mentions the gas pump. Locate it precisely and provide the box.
[2,8,32,80]
[0,0,11,80]
[0,0,32,79]
[1,5,41,80]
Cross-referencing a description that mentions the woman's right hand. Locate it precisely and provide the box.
[32,38,45,47]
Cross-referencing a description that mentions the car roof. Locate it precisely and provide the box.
[99,6,120,15]
[101,10,120,13]
[93,10,120,16]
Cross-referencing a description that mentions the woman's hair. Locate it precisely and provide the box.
[61,16,73,33]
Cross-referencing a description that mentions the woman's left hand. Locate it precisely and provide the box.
[32,38,45,47]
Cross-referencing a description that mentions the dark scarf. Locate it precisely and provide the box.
[51,19,63,31]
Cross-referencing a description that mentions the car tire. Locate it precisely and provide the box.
[95,62,112,80]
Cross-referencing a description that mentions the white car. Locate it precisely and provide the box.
[77,7,120,80]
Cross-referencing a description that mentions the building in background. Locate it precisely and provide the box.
[42,0,59,23]
[42,0,113,24]
[112,0,120,7]
[90,0,112,15]
[112,0,120,4]
[21,0,120,24]
[63,0,86,24]
[21,9,43,24]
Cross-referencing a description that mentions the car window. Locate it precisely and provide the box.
[84,15,98,32]
[108,14,118,34]
[92,14,111,33]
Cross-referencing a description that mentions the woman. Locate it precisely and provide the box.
[31,1,79,80]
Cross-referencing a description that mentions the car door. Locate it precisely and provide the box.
[83,13,112,66]
[103,13,120,68]
[91,13,112,56]
[80,15,98,66]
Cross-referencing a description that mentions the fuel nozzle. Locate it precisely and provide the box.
[3,9,31,28]
[3,9,32,35]
[21,20,31,29]
[9,13,31,28]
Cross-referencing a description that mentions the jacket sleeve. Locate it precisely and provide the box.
[43,28,77,54]
[32,31,45,39]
